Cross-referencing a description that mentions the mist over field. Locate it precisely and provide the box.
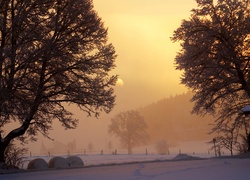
[19,92,215,157]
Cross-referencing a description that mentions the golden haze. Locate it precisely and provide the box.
[12,0,209,155]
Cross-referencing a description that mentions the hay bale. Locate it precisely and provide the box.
[48,156,69,169]
[66,156,84,168]
[27,158,48,170]
[173,154,201,160]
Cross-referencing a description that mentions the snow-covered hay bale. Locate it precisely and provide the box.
[66,156,84,168]
[48,157,69,169]
[27,158,49,170]
[173,154,201,161]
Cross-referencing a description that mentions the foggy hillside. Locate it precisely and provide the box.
[138,92,215,145]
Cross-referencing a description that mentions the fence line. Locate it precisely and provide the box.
[27,148,218,158]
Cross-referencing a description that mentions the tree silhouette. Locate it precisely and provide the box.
[87,142,94,153]
[172,0,250,150]
[0,0,117,167]
[107,140,113,152]
[155,140,169,155]
[108,110,149,154]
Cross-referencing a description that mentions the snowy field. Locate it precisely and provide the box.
[23,153,211,168]
[1,154,250,180]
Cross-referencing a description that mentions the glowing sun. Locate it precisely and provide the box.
[116,78,124,87]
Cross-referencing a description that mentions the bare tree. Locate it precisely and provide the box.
[87,142,94,154]
[67,139,77,154]
[108,110,149,154]
[107,140,113,152]
[214,125,237,156]
[171,0,250,150]
[155,140,169,155]
[0,0,117,167]
[4,141,28,169]
[236,134,249,154]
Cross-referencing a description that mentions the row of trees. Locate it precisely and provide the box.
[2,0,250,167]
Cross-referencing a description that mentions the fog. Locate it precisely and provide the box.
[25,92,214,156]
[6,0,214,156]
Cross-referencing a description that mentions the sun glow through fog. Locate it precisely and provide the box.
[92,0,196,107]
[116,78,124,87]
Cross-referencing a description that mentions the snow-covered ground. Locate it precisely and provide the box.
[1,153,250,180]
[23,153,210,168]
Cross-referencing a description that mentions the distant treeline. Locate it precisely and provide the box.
[138,92,214,145]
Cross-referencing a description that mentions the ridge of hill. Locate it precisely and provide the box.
[138,92,214,144]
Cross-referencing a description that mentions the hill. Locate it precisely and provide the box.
[138,92,215,145]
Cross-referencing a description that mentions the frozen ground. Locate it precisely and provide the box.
[1,154,250,180]
[22,153,210,168]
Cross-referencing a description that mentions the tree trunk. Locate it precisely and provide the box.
[247,133,250,152]
[213,138,217,157]
[0,117,33,169]
[0,141,8,168]
[230,149,233,156]
[230,143,233,156]
[128,143,132,155]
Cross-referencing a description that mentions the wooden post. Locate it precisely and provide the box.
[213,138,217,157]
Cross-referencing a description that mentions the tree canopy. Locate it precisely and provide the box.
[171,0,250,150]
[0,0,117,165]
[108,110,149,154]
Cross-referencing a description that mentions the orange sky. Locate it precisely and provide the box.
[93,0,198,109]
[27,0,200,154]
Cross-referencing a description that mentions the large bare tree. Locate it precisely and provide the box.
[108,110,149,154]
[0,0,117,167]
[171,0,250,151]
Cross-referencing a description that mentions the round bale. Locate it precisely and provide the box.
[27,158,49,170]
[48,156,69,169]
[66,156,84,168]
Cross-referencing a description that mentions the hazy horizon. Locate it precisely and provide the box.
[7,0,207,155]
